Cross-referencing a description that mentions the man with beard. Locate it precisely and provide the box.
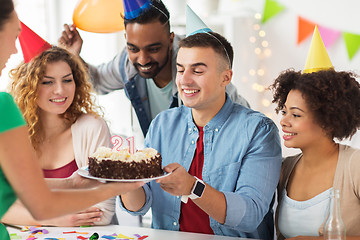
[58,0,250,137]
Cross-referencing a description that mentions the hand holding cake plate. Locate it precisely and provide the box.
[78,166,172,183]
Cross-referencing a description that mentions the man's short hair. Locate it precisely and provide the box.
[124,0,170,34]
[179,32,234,69]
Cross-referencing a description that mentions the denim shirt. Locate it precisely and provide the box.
[89,35,250,136]
[120,96,282,239]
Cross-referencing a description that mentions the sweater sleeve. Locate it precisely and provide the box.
[348,147,360,199]
[71,114,115,225]
[88,50,126,95]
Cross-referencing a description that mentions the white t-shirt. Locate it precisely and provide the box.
[278,188,331,238]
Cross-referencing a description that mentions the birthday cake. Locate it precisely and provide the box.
[88,147,163,179]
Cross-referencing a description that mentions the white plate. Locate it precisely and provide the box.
[77,166,171,183]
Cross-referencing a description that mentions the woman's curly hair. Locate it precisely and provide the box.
[9,46,102,150]
[270,69,360,141]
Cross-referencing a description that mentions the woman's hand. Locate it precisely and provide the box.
[41,207,103,227]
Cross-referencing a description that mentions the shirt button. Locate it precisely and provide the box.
[191,140,195,144]
[139,108,143,111]
[177,196,180,199]
[215,128,219,132]
[173,222,177,226]
[131,85,135,88]
[193,127,197,131]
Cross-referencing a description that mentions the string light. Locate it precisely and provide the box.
[262,98,271,107]
[249,36,256,43]
[249,69,256,76]
[257,69,265,76]
[254,47,262,55]
[254,13,262,20]
[247,12,273,115]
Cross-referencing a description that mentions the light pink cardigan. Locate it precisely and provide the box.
[71,114,115,225]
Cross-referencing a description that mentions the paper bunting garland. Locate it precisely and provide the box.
[297,17,341,48]
[342,32,360,60]
[297,16,315,45]
[317,26,341,48]
[260,0,360,60]
[261,0,285,24]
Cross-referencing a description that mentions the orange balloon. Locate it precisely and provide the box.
[73,0,125,33]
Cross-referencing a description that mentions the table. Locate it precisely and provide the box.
[7,225,245,240]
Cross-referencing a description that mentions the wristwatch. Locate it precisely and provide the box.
[181,176,206,204]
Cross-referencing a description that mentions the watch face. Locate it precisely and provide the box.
[193,181,205,197]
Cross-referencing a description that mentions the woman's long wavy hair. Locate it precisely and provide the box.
[9,46,102,151]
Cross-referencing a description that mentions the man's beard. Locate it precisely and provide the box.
[134,47,170,79]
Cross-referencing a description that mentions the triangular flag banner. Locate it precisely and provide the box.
[123,0,152,20]
[297,16,315,45]
[261,0,285,24]
[186,5,212,37]
[342,32,360,60]
[303,26,333,73]
[318,25,341,48]
[18,22,52,63]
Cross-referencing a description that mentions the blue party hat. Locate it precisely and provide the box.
[123,0,152,20]
[186,5,212,37]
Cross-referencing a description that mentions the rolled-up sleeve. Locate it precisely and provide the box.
[224,119,282,231]
[88,51,125,95]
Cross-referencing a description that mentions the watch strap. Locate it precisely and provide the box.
[181,177,205,203]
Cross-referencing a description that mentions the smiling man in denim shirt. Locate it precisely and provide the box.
[120,32,282,239]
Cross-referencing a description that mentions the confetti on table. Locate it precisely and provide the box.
[77,236,88,240]
[101,236,116,239]
[116,233,133,239]
[89,232,99,240]
[137,236,148,240]
[9,233,21,239]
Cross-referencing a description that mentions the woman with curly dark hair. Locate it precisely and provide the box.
[270,69,360,239]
